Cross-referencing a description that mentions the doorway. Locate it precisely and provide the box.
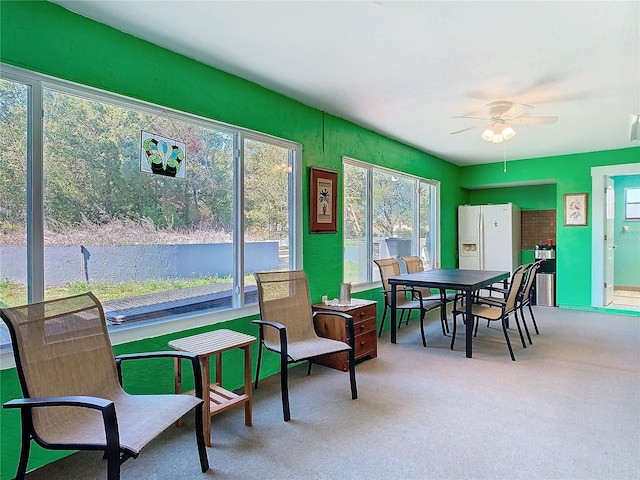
[591,163,640,311]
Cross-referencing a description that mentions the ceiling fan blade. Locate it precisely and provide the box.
[452,116,487,120]
[510,116,558,125]
[449,126,480,135]
[503,103,534,119]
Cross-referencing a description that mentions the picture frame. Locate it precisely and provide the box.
[310,166,338,233]
[564,192,588,226]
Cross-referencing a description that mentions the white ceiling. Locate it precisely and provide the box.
[52,0,640,166]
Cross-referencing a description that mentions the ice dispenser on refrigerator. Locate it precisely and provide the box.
[535,243,556,306]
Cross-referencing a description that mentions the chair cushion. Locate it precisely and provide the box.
[34,388,202,456]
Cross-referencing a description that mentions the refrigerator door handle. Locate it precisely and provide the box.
[478,212,484,270]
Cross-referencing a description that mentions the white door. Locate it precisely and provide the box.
[482,204,513,272]
[604,178,615,305]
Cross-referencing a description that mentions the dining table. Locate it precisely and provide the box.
[388,268,510,358]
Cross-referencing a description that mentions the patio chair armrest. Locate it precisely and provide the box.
[4,395,113,410]
[4,395,120,449]
[312,311,355,349]
[115,351,204,399]
[252,319,286,331]
[252,319,288,359]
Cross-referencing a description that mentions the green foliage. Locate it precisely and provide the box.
[0,81,287,239]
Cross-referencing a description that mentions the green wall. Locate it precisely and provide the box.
[1,2,639,477]
[0,2,461,477]
[459,149,640,308]
[469,184,557,210]
[612,175,640,288]
[466,183,558,263]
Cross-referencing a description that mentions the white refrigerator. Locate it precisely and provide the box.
[458,203,521,272]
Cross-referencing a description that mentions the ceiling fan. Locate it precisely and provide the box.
[450,100,558,144]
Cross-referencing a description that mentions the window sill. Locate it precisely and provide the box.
[0,303,260,370]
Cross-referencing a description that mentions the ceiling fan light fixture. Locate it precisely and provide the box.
[481,127,495,141]
[502,125,516,140]
[491,133,504,144]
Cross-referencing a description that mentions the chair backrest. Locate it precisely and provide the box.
[254,270,317,346]
[504,266,527,312]
[520,261,541,304]
[374,258,411,307]
[0,292,122,436]
[400,256,424,274]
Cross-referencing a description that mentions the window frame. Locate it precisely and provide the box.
[342,156,440,287]
[624,187,640,220]
[0,64,302,365]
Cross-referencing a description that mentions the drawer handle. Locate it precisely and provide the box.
[360,324,365,330]
[360,341,366,346]
[359,312,365,318]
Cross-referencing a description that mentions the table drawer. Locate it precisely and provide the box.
[354,329,377,359]
[352,305,376,324]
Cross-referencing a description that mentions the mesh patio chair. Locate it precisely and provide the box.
[451,266,528,361]
[253,270,357,422]
[400,256,457,335]
[374,258,441,347]
[1,292,209,480]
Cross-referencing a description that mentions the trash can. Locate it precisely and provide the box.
[536,273,556,306]
[535,243,556,307]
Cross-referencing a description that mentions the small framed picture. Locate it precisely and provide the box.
[310,166,338,233]
[564,193,588,226]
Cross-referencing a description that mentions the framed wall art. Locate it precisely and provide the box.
[564,192,588,226]
[310,166,338,233]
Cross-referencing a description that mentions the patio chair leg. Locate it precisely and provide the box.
[450,310,459,350]
[520,307,533,345]
[280,352,291,422]
[419,309,427,347]
[14,422,31,480]
[348,347,358,399]
[501,318,516,361]
[105,448,121,480]
[513,311,527,348]
[194,403,210,472]
[378,304,387,337]
[528,304,540,334]
[254,344,263,389]
[307,360,313,376]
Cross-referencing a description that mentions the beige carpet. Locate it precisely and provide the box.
[20,307,640,480]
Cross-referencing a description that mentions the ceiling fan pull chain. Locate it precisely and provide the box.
[503,142,507,172]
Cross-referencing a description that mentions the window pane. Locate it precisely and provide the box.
[419,181,433,270]
[42,88,235,325]
[0,78,29,309]
[343,163,367,284]
[626,187,640,220]
[243,138,291,304]
[373,170,415,265]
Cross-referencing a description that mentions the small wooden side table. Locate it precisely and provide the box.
[168,329,256,447]
[312,299,377,372]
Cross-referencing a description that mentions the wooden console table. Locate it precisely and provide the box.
[312,299,377,371]
[168,329,256,447]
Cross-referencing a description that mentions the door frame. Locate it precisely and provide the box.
[591,163,640,307]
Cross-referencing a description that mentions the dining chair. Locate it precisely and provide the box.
[451,266,528,361]
[517,261,543,337]
[374,258,441,347]
[1,292,209,480]
[400,256,456,335]
[253,270,357,422]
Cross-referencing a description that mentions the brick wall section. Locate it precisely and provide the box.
[521,210,557,249]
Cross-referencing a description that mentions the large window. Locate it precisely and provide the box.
[0,66,300,342]
[343,157,439,284]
